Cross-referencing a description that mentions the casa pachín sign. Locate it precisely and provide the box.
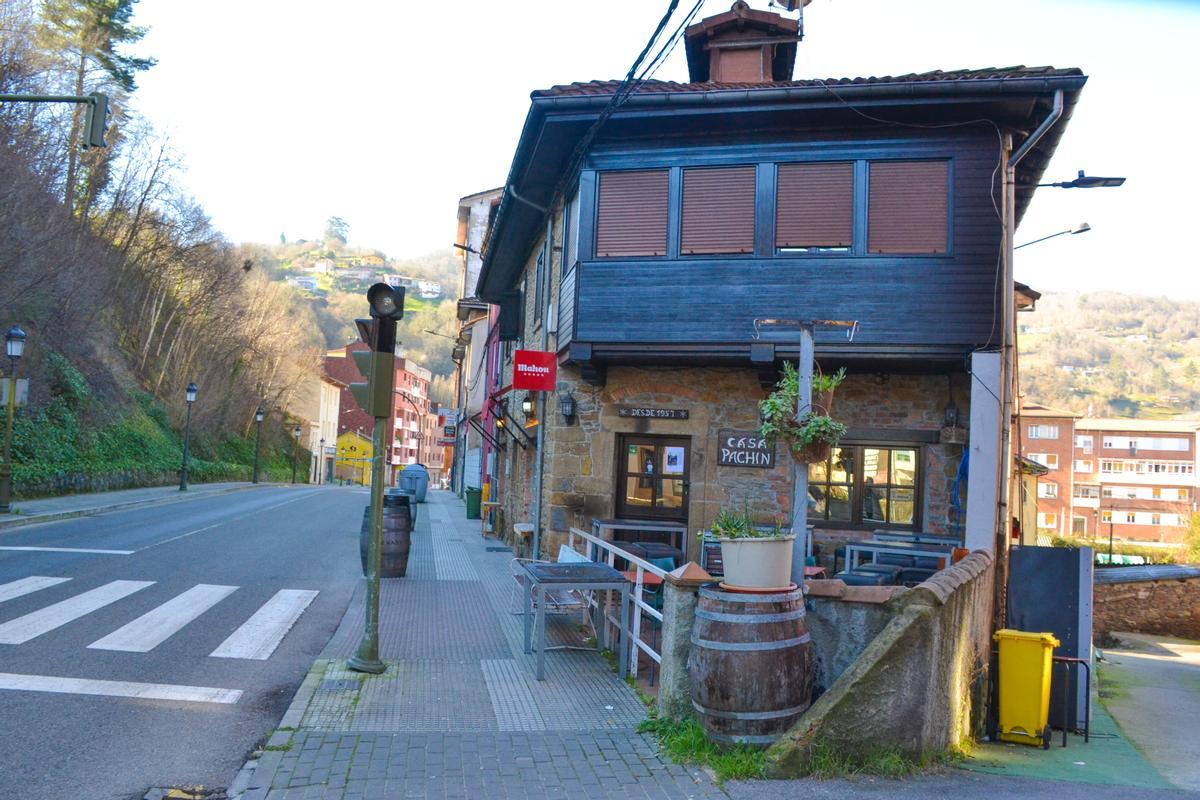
[718,429,775,468]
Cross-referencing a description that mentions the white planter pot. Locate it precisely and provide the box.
[718,535,796,589]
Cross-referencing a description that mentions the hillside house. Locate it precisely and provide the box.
[473,2,1085,564]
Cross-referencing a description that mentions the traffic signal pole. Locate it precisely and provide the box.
[347,283,405,676]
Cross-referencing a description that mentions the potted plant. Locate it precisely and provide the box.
[759,363,848,464]
[707,507,795,589]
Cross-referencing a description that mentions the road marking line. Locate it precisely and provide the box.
[0,672,241,704]
[0,576,71,604]
[0,546,134,555]
[0,580,154,644]
[209,589,319,660]
[88,584,238,653]
[137,491,323,552]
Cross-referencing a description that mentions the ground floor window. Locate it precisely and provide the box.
[808,444,920,528]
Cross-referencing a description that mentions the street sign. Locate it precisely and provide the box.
[512,349,556,392]
[0,379,29,407]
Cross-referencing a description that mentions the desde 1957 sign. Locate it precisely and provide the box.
[618,407,689,420]
[717,429,775,468]
[512,349,556,392]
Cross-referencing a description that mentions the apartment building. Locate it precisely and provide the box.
[1020,405,1077,537]
[1019,404,1200,543]
[1073,418,1198,543]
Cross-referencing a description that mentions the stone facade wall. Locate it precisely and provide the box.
[1094,576,1200,642]
[811,373,969,549]
[766,551,994,775]
[543,365,793,561]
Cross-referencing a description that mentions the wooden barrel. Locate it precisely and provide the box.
[688,585,814,746]
[359,501,412,578]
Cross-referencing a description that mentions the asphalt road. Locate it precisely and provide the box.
[0,484,367,800]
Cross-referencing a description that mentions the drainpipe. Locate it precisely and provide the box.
[997,89,1062,607]
[530,214,554,560]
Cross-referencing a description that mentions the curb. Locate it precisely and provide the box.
[0,483,287,532]
[227,660,329,800]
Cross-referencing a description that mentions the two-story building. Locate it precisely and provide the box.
[473,3,1084,562]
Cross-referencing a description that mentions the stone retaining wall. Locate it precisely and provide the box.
[1094,570,1200,642]
[765,551,994,775]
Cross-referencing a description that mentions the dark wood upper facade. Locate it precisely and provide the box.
[477,63,1085,383]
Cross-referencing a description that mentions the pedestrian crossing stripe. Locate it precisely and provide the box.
[88,584,238,653]
[0,576,71,604]
[0,672,241,704]
[0,580,153,644]
[210,589,319,660]
[0,578,319,659]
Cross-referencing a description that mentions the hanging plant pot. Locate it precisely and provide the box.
[812,389,835,416]
[788,439,831,465]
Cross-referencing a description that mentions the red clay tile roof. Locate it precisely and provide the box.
[532,66,1084,98]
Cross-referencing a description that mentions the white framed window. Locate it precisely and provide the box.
[1152,513,1161,526]
[1038,482,1059,499]
[1126,512,1137,524]
[1103,436,1190,452]
[1028,424,1060,440]
[1101,510,1112,523]
[1074,460,1093,473]
[1029,453,1059,470]
[1037,512,1057,529]
[1075,435,1093,453]
[1074,485,1099,499]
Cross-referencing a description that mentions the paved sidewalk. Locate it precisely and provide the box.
[0,481,266,530]
[240,490,722,799]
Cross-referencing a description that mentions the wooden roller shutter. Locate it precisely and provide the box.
[595,170,669,257]
[868,161,949,254]
[680,165,756,255]
[775,162,853,249]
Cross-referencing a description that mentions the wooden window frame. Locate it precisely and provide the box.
[679,164,758,257]
[594,169,670,259]
[806,443,923,531]
[774,161,855,253]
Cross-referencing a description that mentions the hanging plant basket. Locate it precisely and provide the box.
[813,389,835,417]
[787,438,831,465]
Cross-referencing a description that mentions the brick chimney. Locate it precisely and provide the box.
[684,1,801,83]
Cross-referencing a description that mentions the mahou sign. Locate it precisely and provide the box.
[512,349,557,392]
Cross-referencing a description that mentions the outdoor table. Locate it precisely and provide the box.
[521,561,631,681]
[845,539,956,572]
[591,517,688,552]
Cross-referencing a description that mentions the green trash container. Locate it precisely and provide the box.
[465,488,482,519]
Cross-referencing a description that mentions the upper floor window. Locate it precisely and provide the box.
[1028,424,1059,440]
[867,160,949,254]
[775,162,853,253]
[1029,453,1058,470]
[681,166,756,255]
[1075,434,1093,453]
[1038,482,1059,499]
[595,169,668,257]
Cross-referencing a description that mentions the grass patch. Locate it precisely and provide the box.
[638,716,766,783]
[263,742,293,752]
[801,740,965,779]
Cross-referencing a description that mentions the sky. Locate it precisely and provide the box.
[127,0,1200,299]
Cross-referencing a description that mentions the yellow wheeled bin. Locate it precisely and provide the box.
[994,629,1060,748]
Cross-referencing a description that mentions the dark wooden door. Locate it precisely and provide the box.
[615,434,690,523]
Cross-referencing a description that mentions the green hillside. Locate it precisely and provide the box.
[1019,292,1200,419]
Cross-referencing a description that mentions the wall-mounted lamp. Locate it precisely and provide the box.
[559,392,576,421]
[521,394,534,417]
[496,416,506,430]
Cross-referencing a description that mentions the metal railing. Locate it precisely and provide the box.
[568,527,667,679]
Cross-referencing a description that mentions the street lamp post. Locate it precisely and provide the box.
[0,325,27,513]
[179,382,198,491]
[1015,222,1091,250]
[252,406,265,484]
[292,424,301,484]
[318,437,326,484]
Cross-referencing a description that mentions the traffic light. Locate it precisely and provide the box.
[83,93,109,149]
[348,284,404,418]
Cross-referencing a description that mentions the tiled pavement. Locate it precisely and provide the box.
[239,490,725,799]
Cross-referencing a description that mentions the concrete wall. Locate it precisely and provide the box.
[765,551,994,775]
[805,582,907,693]
[1094,568,1200,642]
